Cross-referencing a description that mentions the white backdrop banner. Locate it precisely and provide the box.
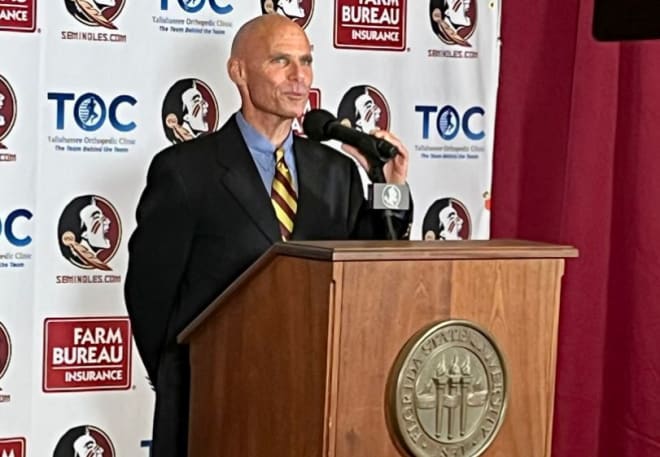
[0,0,501,455]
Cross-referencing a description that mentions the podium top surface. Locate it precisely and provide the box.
[274,239,578,261]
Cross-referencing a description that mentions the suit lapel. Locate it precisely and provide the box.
[214,117,280,243]
[292,138,326,240]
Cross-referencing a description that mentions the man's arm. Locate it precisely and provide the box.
[124,149,195,383]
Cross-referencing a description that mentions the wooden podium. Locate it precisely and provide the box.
[179,240,577,457]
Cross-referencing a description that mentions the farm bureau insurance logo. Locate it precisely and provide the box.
[334,0,406,51]
[0,0,36,32]
[422,197,471,240]
[53,425,116,457]
[0,75,17,162]
[61,0,127,43]
[154,0,234,37]
[261,0,314,29]
[43,317,132,392]
[0,322,12,402]
[0,438,25,457]
[56,195,122,285]
[162,79,219,144]
[427,0,479,59]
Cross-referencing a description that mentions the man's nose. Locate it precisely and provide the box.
[288,61,310,82]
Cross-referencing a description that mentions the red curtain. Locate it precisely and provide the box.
[492,0,660,455]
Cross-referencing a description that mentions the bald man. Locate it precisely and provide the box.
[125,14,412,456]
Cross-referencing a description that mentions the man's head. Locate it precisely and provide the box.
[79,197,111,250]
[227,14,312,129]
[354,90,381,133]
[181,82,209,134]
[73,429,104,457]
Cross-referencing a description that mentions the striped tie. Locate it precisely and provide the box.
[271,147,297,240]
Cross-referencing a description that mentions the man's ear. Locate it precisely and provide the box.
[227,58,245,85]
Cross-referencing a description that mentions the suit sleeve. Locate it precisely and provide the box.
[124,149,195,383]
[346,160,413,240]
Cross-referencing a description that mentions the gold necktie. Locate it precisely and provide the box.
[271,148,297,240]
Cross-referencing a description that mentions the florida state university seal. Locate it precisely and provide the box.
[388,320,507,457]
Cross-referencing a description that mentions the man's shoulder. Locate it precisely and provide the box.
[152,116,238,168]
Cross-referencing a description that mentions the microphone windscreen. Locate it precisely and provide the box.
[302,109,335,141]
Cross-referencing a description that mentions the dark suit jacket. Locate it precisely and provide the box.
[124,114,411,456]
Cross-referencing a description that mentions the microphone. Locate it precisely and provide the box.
[302,109,399,165]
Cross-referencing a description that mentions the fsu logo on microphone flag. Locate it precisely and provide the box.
[162,79,219,144]
[261,0,314,29]
[53,425,116,457]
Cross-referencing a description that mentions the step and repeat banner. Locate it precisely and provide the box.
[0,0,501,455]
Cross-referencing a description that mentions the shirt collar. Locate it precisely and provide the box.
[235,111,294,156]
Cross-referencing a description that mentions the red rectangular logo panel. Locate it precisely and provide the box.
[0,0,37,33]
[0,437,26,457]
[334,0,407,51]
[43,317,132,392]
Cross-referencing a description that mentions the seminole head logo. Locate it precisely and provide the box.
[0,75,17,151]
[261,0,314,29]
[57,195,122,271]
[422,197,471,240]
[0,322,11,382]
[337,85,391,134]
[64,0,126,30]
[162,79,219,144]
[53,425,115,457]
[429,0,477,47]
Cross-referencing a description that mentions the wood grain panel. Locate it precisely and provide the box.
[187,256,333,457]
[331,258,564,457]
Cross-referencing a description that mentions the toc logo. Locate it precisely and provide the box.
[0,209,32,247]
[160,0,233,14]
[47,92,136,132]
[416,105,484,140]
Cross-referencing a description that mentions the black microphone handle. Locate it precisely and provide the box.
[325,122,396,165]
